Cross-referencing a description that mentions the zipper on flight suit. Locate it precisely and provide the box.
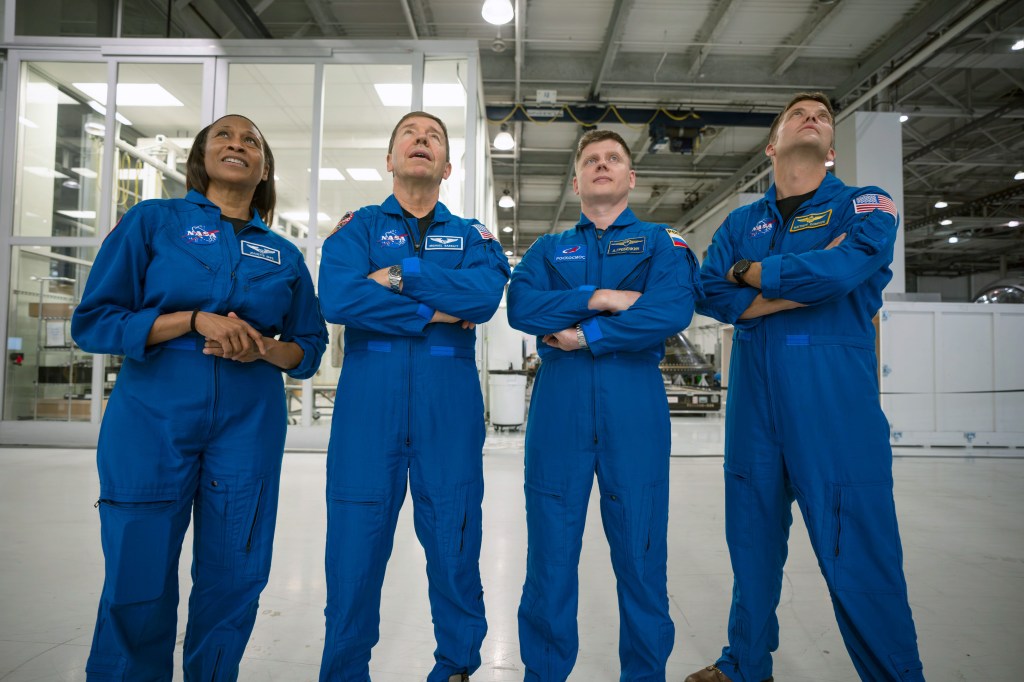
[405,216,434,448]
[591,228,603,446]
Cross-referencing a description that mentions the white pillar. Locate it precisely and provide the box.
[835,111,905,294]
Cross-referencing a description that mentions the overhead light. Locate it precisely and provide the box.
[934,200,948,209]
[73,82,183,107]
[83,121,106,137]
[501,225,513,233]
[482,0,514,25]
[948,234,959,244]
[346,168,383,181]
[493,124,515,151]
[280,211,331,223]
[57,210,96,219]
[311,167,345,181]
[1014,171,1024,181]
[62,179,80,189]
[824,160,835,168]
[86,100,132,126]
[373,83,467,107]
[498,189,515,208]
[899,114,909,123]
[939,219,953,226]
[1009,220,1020,228]
[1012,39,1024,51]
[504,250,514,257]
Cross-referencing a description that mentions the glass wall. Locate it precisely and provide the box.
[1,41,483,441]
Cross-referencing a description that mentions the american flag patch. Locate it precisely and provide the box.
[473,223,498,241]
[852,194,897,220]
[665,228,689,248]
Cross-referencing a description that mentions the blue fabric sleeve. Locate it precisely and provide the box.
[71,206,162,361]
[760,192,898,304]
[318,211,433,336]
[277,255,328,380]
[581,229,699,356]
[398,227,510,324]
[695,216,761,325]
[506,236,600,335]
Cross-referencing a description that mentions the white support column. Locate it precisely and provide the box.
[835,111,905,293]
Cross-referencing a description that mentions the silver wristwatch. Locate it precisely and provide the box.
[575,324,588,349]
[387,264,403,293]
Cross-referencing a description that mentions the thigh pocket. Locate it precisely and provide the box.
[525,482,567,566]
[447,478,484,559]
[242,478,278,580]
[97,498,176,604]
[723,463,753,550]
[327,486,386,583]
[833,482,906,593]
[193,476,232,570]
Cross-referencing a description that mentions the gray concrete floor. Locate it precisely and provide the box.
[1,424,1022,681]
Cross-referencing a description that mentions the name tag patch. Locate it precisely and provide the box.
[425,235,464,251]
[607,236,646,255]
[789,209,832,232]
[240,240,281,265]
[183,225,219,244]
[554,245,586,262]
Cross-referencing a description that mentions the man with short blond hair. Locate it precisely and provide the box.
[508,128,700,681]
[686,93,924,682]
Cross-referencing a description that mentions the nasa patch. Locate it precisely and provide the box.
[182,225,219,245]
[554,245,587,262]
[749,218,775,239]
[240,240,281,265]
[425,235,464,251]
[380,229,408,248]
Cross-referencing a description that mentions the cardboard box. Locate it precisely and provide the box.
[28,303,75,319]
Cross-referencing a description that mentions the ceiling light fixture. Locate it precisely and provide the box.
[899,114,909,123]
[1012,39,1024,51]
[1009,220,1020,228]
[504,250,514,257]
[498,190,515,209]
[948,234,959,244]
[501,225,513,233]
[1014,171,1024,181]
[934,200,948,209]
[939,219,953,226]
[482,0,514,25]
[493,124,515,151]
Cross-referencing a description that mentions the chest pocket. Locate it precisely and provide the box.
[153,229,222,309]
[242,263,295,333]
[421,234,467,270]
[613,251,653,292]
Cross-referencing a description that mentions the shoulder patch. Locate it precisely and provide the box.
[330,211,355,236]
[852,193,897,221]
[473,223,498,241]
[665,228,689,249]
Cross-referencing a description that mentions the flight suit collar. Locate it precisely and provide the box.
[381,193,452,224]
[575,206,639,232]
[184,189,270,232]
[763,172,844,209]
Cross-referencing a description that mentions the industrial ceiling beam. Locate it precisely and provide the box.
[772,0,845,77]
[588,0,636,101]
[303,0,344,36]
[686,0,740,80]
[213,0,274,38]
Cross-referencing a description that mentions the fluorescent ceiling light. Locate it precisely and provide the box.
[25,82,77,105]
[316,168,345,181]
[73,82,183,107]
[72,167,98,179]
[899,115,909,123]
[948,235,959,244]
[482,0,514,25]
[1014,171,1024,181]
[502,226,513,233]
[1009,220,1020,228]
[373,83,466,107]
[934,200,948,209]
[87,100,133,126]
[939,219,952,226]
[280,211,331,223]
[25,166,69,179]
[346,168,383,181]
[57,210,97,219]
[1012,39,1024,51]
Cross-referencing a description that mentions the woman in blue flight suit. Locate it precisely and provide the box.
[71,115,327,681]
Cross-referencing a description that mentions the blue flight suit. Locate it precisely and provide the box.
[696,173,924,682]
[72,190,328,681]
[507,208,699,682]
[317,195,510,682]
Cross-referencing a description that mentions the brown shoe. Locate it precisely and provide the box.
[684,664,773,682]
